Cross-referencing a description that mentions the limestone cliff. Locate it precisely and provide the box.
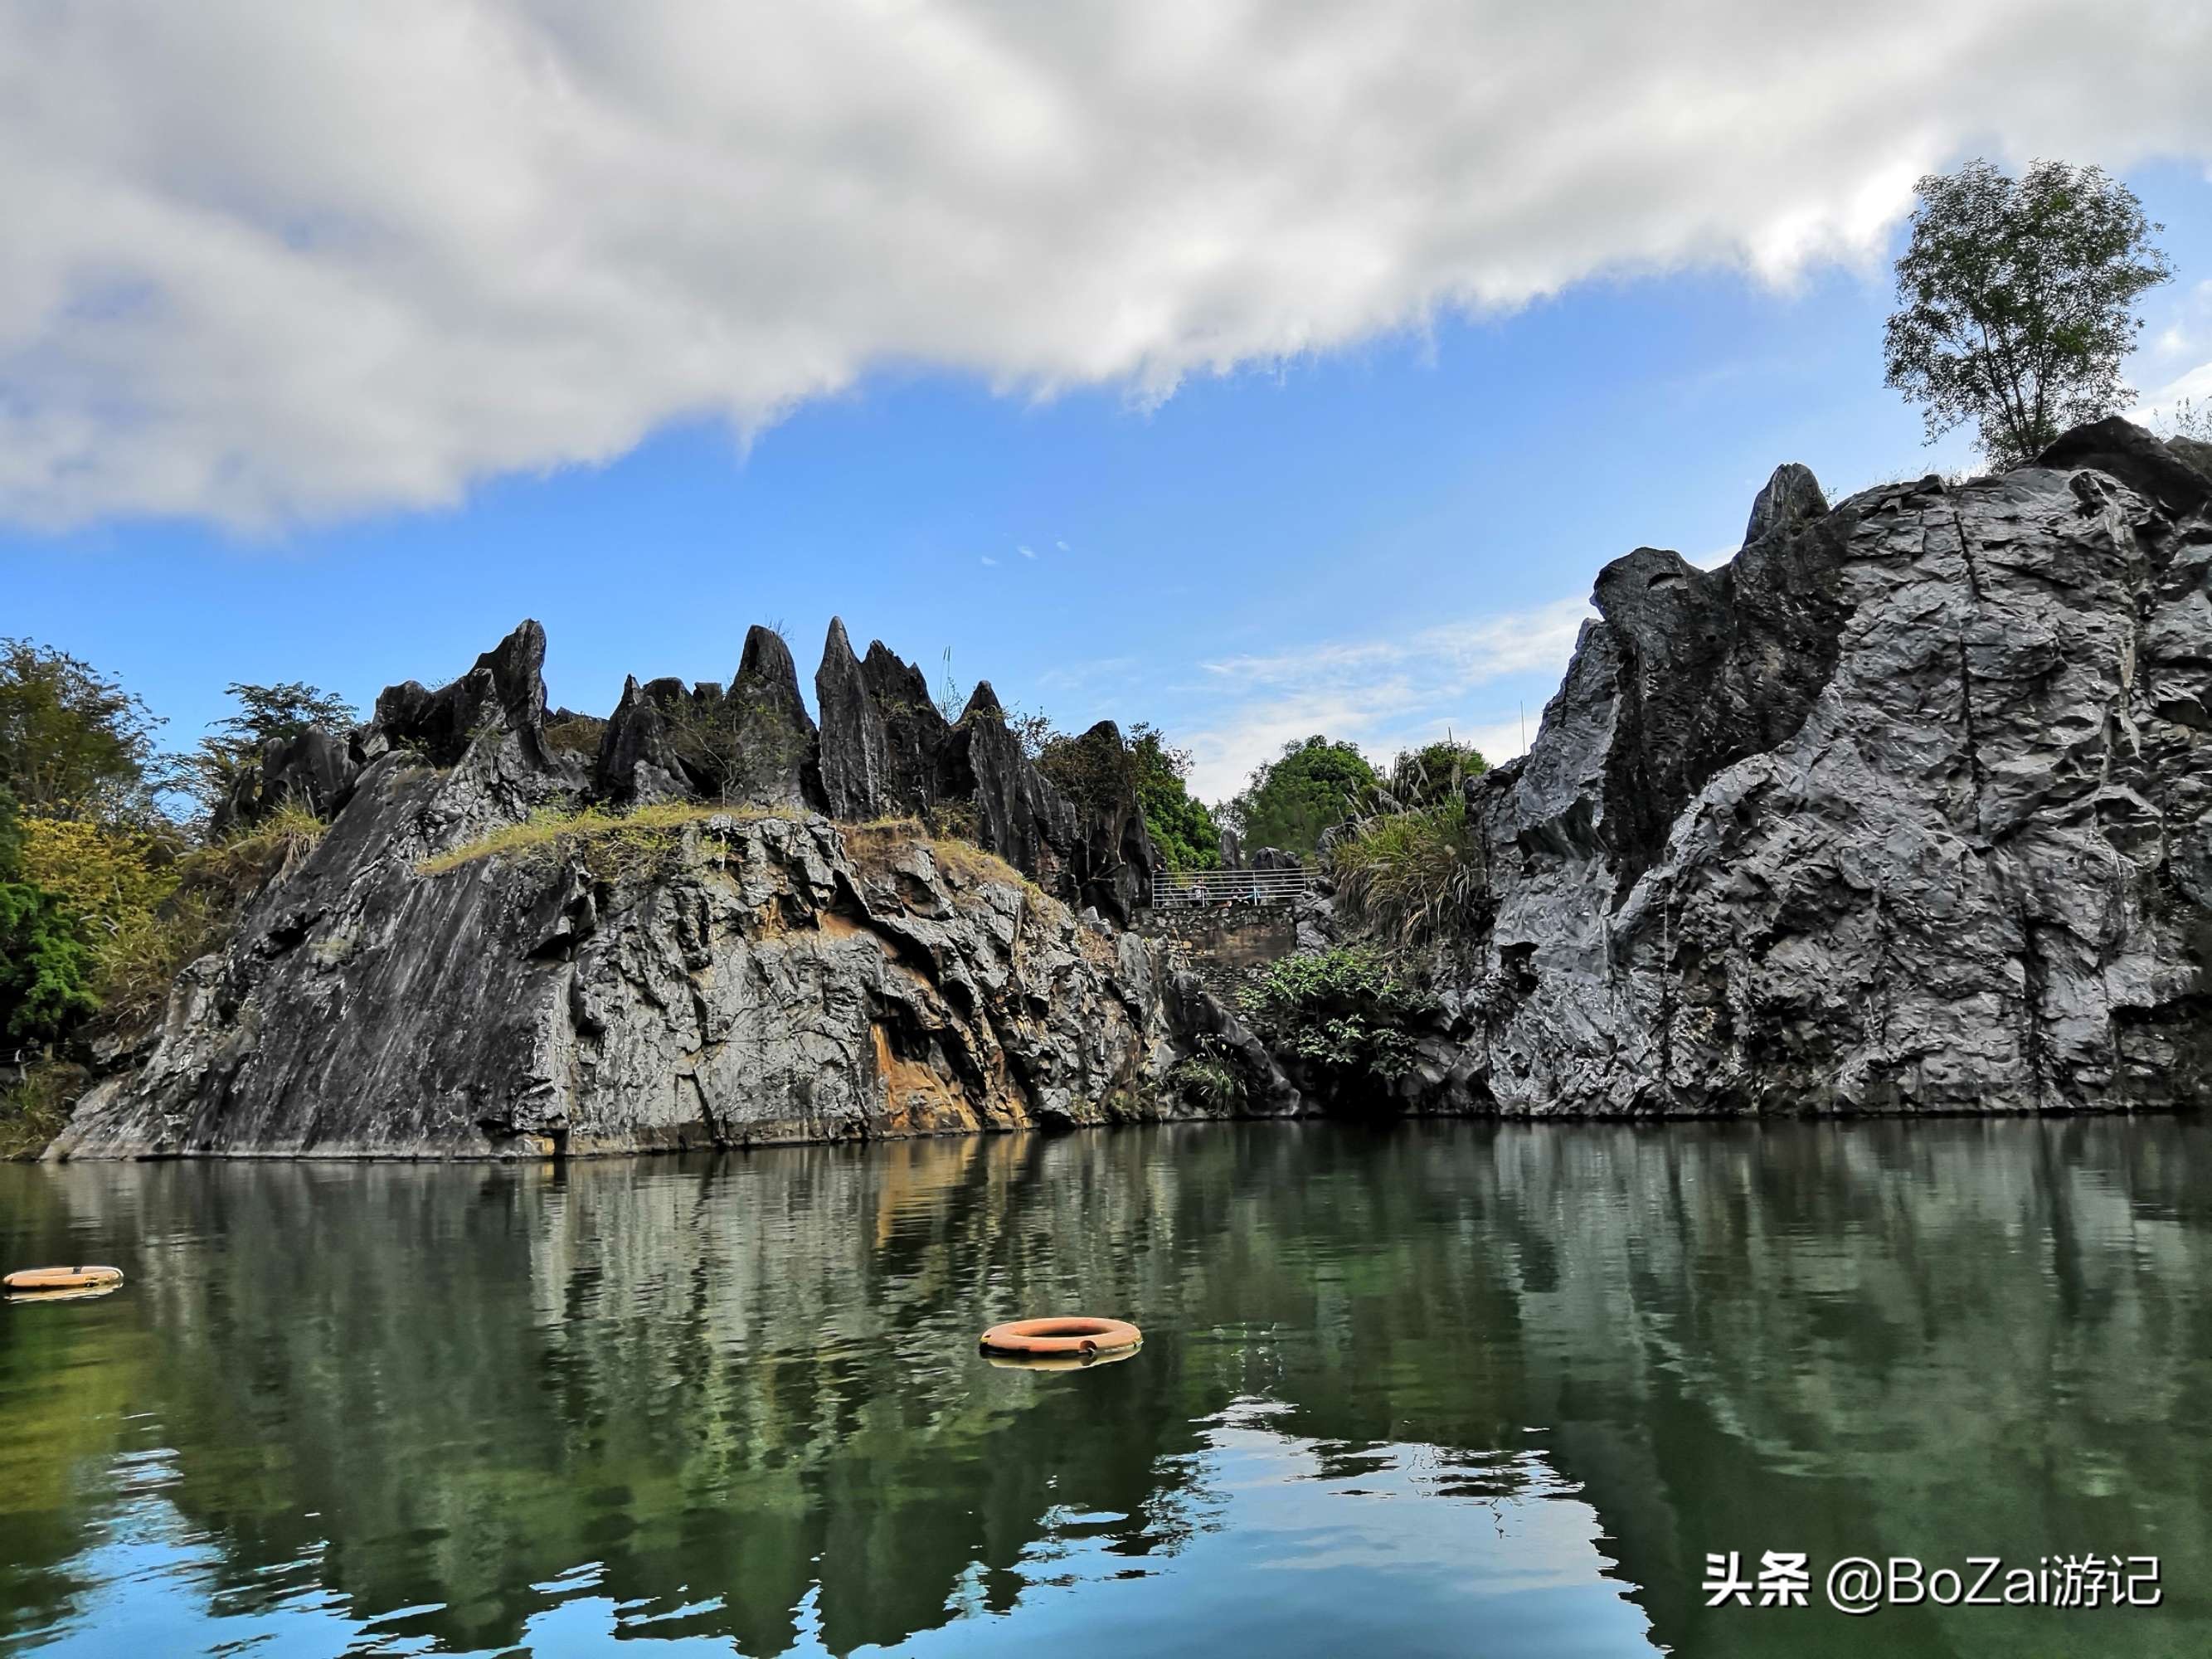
[57,625,1290,1158]
[1411,419,2212,1114]
[56,719,1228,1157]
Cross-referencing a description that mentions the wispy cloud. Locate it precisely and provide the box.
[1179,595,1593,800]
[1199,596,1591,694]
[1018,544,1035,558]
[980,553,999,567]
[1055,540,1071,553]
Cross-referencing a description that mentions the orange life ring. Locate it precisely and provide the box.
[979,1316,1142,1358]
[3,1266,124,1294]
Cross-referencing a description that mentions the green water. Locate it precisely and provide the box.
[1,1119,2207,1657]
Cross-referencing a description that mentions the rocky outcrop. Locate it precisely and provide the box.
[594,675,694,802]
[727,625,822,808]
[940,683,1077,880]
[370,619,551,769]
[208,727,360,834]
[55,652,1204,1158]
[1415,420,2212,1116]
[218,615,1155,922]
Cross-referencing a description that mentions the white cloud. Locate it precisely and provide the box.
[1017,543,1035,558]
[3,1,2209,528]
[1181,595,1592,800]
[2133,281,2212,427]
[980,553,998,566]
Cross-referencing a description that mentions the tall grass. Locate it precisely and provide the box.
[1328,795,1492,952]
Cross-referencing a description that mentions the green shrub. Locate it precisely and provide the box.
[0,883,100,1046]
[1381,739,1486,810]
[1238,947,1435,1112]
[0,1059,85,1160]
[1166,1038,1247,1110]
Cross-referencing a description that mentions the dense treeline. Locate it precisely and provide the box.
[0,641,352,1150]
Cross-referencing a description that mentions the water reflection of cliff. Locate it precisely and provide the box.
[4,1117,2209,1656]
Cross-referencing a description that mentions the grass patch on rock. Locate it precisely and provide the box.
[844,816,1051,907]
[418,801,803,877]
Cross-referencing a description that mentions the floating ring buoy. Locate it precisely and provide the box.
[3,1266,124,1295]
[979,1316,1142,1359]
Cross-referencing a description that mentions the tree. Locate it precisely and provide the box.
[0,639,165,820]
[1127,723,1221,873]
[1221,736,1379,857]
[1884,158,2172,469]
[0,786,22,882]
[1381,738,1487,811]
[174,680,357,820]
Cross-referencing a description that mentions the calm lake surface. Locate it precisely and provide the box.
[2,1118,2208,1657]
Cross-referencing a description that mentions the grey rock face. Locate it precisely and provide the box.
[940,683,1078,882]
[1433,423,2212,1115]
[372,620,551,769]
[56,740,1215,1161]
[726,625,824,809]
[814,617,899,820]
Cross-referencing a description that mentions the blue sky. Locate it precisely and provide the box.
[3,7,2209,802]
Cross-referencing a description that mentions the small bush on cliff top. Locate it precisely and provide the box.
[1238,947,1434,1112]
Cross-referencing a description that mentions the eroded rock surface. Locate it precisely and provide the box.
[1426,420,2212,1115]
[57,727,1209,1159]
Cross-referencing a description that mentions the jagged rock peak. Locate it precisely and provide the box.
[814,616,893,820]
[960,681,1005,720]
[369,618,549,769]
[1743,463,1827,544]
[595,674,690,803]
[725,625,822,809]
[733,624,804,705]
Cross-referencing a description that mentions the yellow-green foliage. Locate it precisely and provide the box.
[17,817,178,939]
[94,804,332,1033]
[418,801,801,877]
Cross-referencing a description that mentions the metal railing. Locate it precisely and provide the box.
[1148,866,1311,908]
